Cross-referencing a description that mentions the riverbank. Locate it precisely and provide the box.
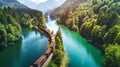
[56,0,120,66]
[0,27,49,67]
[47,28,68,67]
[32,26,56,67]
[33,26,68,67]
[60,54,69,67]
[46,15,103,67]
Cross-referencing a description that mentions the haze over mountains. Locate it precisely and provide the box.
[17,0,66,13]
[0,0,86,17]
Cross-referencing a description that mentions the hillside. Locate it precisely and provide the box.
[57,0,120,66]
[0,0,46,49]
[0,0,28,9]
[50,0,85,19]
[17,0,66,14]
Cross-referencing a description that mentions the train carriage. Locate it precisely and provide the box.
[34,55,47,67]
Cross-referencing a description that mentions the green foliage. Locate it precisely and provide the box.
[113,32,120,44]
[105,44,120,67]
[97,11,118,29]
[48,29,64,67]
[0,6,46,48]
[58,0,120,47]
[57,0,120,66]
[91,25,106,46]
[104,25,120,44]
[17,8,46,27]
[80,18,96,39]
[0,7,22,47]
[0,24,7,46]
[55,28,64,51]
[20,13,32,27]
[52,50,63,66]
[48,61,57,67]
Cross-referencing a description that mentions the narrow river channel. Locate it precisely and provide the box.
[0,28,48,67]
[46,16,104,67]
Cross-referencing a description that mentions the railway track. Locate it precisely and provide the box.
[31,26,55,67]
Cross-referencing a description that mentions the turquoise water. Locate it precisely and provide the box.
[61,26,103,67]
[46,17,104,67]
[0,28,48,67]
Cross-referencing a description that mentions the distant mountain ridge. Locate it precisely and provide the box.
[1,0,17,2]
[0,0,28,9]
[17,0,66,14]
[50,0,86,19]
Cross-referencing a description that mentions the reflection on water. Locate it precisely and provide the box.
[0,28,48,67]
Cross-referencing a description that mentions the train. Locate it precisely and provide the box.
[34,55,47,67]
[33,26,55,67]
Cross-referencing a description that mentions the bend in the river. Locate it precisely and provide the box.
[32,26,55,67]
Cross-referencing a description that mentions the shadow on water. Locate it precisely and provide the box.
[0,37,22,67]
[0,36,22,52]
[0,45,4,51]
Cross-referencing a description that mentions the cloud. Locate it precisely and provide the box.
[30,0,47,4]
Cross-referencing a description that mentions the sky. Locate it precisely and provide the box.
[29,0,47,4]
[17,0,66,13]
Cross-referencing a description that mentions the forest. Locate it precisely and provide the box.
[48,28,65,67]
[57,0,120,67]
[0,7,46,50]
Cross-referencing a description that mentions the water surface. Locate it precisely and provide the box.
[46,16,103,67]
[0,28,48,67]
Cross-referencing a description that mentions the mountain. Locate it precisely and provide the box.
[0,0,28,9]
[50,0,85,19]
[35,0,66,13]
[17,0,66,14]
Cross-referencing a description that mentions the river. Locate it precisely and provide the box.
[1,0,104,67]
[0,17,104,67]
[0,28,48,67]
[46,16,103,67]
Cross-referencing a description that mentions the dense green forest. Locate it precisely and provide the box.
[57,0,120,66]
[0,7,46,49]
[0,7,21,48]
[50,0,85,19]
[48,28,65,67]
